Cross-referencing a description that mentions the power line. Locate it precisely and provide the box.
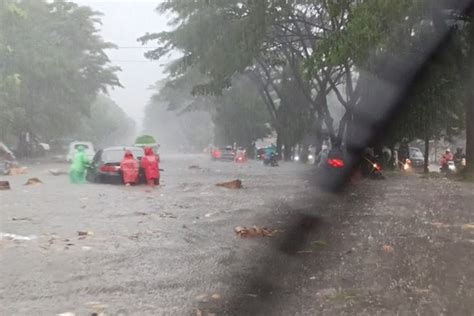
[110,59,161,63]
[108,46,160,49]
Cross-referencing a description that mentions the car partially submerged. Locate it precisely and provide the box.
[86,146,145,184]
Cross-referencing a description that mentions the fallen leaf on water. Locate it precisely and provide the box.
[431,222,451,229]
[244,293,258,298]
[461,224,474,230]
[128,234,139,241]
[0,181,10,190]
[382,244,394,253]
[24,177,42,186]
[9,167,28,176]
[159,212,177,219]
[12,217,32,221]
[413,288,430,294]
[311,240,328,246]
[195,294,208,302]
[188,165,202,170]
[234,226,279,237]
[77,231,94,237]
[49,169,67,176]
[216,179,242,189]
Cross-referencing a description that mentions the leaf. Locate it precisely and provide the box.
[461,224,474,231]
[234,226,280,237]
[24,178,42,186]
[311,240,328,247]
[216,179,243,189]
[211,293,221,300]
[382,244,394,253]
[431,222,451,229]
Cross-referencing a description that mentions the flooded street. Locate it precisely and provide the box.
[2,155,474,315]
[1,155,314,315]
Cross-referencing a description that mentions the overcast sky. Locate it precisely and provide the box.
[74,0,170,131]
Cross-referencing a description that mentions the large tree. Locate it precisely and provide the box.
[306,0,472,172]
[140,1,341,152]
[0,0,121,145]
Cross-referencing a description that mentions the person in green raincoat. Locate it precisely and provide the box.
[69,145,90,183]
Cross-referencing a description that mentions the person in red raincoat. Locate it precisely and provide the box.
[141,147,160,186]
[120,150,139,186]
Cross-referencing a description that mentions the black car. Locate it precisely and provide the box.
[87,146,145,184]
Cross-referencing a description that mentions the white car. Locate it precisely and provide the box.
[66,141,95,162]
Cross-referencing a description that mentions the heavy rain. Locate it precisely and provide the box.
[1,0,473,315]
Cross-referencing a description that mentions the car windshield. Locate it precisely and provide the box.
[103,149,143,161]
[1,1,473,315]
[74,144,90,150]
[410,150,424,158]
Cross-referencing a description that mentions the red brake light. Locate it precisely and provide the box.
[328,158,344,168]
[100,165,119,172]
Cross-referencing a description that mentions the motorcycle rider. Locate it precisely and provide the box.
[440,148,454,172]
[317,144,329,168]
[398,139,410,169]
[453,147,466,169]
[264,144,277,166]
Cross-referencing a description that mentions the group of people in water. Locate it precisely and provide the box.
[69,145,160,186]
[120,147,160,186]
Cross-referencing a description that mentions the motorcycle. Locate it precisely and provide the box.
[263,153,279,167]
[440,160,456,174]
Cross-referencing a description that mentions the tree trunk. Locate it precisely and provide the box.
[424,134,430,174]
[276,132,283,159]
[300,144,309,163]
[465,90,474,175]
[283,141,292,161]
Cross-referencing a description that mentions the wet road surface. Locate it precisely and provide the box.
[1,154,314,315]
[1,155,473,315]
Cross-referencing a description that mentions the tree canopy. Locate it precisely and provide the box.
[0,0,121,145]
[142,0,473,171]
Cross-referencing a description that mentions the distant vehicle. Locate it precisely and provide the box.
[50,137,75,153]
[235,148,247,163]
[67,141,95,162]
[256,148,266,160]
[404,147,425,170]
[0,142,17,175]
[211,146,235,161]
[86,146,145,184]
[263,152,279,166]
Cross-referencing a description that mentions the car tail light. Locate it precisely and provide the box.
[100,165,119,172]
[328,158,344,168]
